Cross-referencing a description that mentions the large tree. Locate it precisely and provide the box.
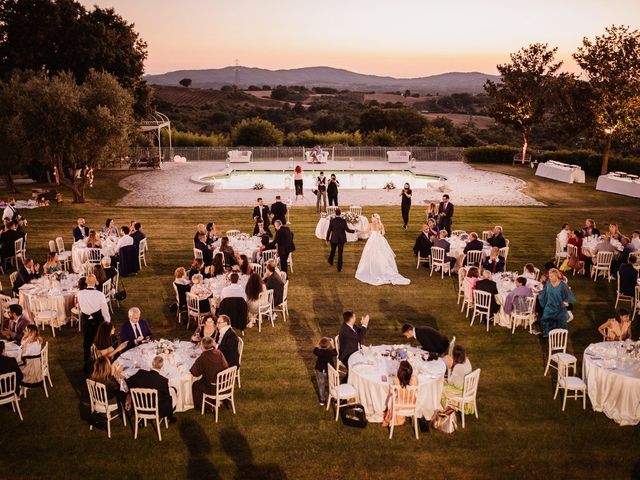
[0,75,29,192]
[0,0,151,116]
[485,43,562,163]
[573,25,640,174]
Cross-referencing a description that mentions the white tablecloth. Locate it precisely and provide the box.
[115,340,200,413]
[213,235,262,262]
[71,238,118,273]
[492,272,541,328]
[583,341,640,426]
[18,275,80,325]
[1,340,20,359]
[348,345,445,422]
[536,162,585,184]
[596,175,640,199]
[315,216,370,242]
[449,235,492,260]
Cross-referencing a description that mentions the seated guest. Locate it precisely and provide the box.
[427,218,439,237]
[188,258,206,280]
[220,273,247,301]
[254,219,272,238]
[609,223,620,237]
[189,336,229,410]
[93,321,127,359]
[190,274,213,314]
[174,266,191,286]
[434,230,456,267]
[206,222,217,245]
[475,270,500,315]
[522,263,538,280]
[413,224,432,260]
[503,277,534,315]
[193,224,207,246]
[245,273,267,315]
[220,236,240,266]
[195,233,213,266]
[119,307,152,351]
[264,263,285,306]
[0,341,23,386]
[73,217,90,241]
[615,237,634,269]
[116,226,134,251]
[592,232,617,256]
[464,232,484,254]
[338,311,369,366]
[191,315,217,343]
[215,314,239,367]
[126,355,175,421]
[1,304,32,344]
[211,254,225,278]
[618,255,639,297]
[93,264,108,290]
[556,223,570,251]
[19,325,43,388]
[487,225,506,249]
[43,252,62,274]
[482,247,505,274]
[12,258,40,294]
[567,229,587,260]
[239,255,252,276]
[464,266,480,291]
[102,218,119,237]
[630,230,640,251]
[259,234,271,253]
[90,355,124,406]
[598,309,632,341]
[444,345,473,390]
[130,222,146,247]
[101,257,118,283]
[401,323,450,356]
[582,218,600,237]
[86,230,102,248]
[0,220,21,265]
[381,360,418,428]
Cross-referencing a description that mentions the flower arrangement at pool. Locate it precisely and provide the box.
[383,181,396,191]
[253,182,264,190]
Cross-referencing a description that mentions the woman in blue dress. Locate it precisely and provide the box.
[538,268,576,337]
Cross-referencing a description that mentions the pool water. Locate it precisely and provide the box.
[199,170,445,190]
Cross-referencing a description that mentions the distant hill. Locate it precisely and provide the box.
[145,66,499,94]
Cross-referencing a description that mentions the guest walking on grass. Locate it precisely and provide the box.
[294,165,304,200]
[327,174,340,206]
[400,182,412,230]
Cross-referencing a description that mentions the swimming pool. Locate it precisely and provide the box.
[197,170,446,190]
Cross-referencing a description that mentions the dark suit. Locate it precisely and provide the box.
[269,226,295,273]
[413,326,449,355]
[413,232,432,257]
[326,216,355,272]
[464,239,484,254]
[189,349,229,409]
[0,354,23,386]
[0,229,20,263]
[619,263,639,297]
[12,266,39,293]
[131,230,146,247]
[483,256,505,274]
[475,279,500,315]
[73,225,90,241]
[270,201,287,225]
[488,234,506,249]
[195,239,213,266]
[434,238,455,267]
[126,369,174,419]
[119,319,153,351]
[252,205,271,235]
[338,322,367,366]
[265,271,285,306]
[6,315,32,344]
[216,328,239,367]
[437,201,454,233]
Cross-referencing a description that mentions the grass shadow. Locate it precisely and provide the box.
[219,426,286,480]
[180,418,221,480]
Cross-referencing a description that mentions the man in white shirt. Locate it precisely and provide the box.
[2,198,19,223]
[220,273,247,301]
[77,274,111,374]
[116,225,134,250]
[556,223,570,251]
[630,230,640,251]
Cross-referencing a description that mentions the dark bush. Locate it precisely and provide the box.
[464,145,521,164]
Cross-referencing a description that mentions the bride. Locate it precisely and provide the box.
[355,214,410,286]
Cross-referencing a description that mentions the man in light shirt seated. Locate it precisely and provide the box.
[219,273,247,301]
[116,225,134,250]
[77,274,111,374]
[592,232,617,256]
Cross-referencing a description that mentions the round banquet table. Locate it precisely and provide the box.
[448,235,492,261]
[492,272,541,329]
[18,274,80,326]
[71,238,118,273]
[1,340,20,360]
[115,340,200,413]
[315,215,369,242]
[212,235,262,263]
[583,341,640,426]
[347,345,446,422]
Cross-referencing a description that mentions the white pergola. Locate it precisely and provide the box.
[140,111,171,161]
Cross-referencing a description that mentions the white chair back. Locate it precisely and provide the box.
[216,366,238,399]
[261,249,278,265]
[499,246,509,263]
[595,251,614,268]
[326,206,338,216]
[237,338,244,367]
[87,248,102,265]
[138,238,148,266]
[282,280,289,304]
[87,379,109,411]
[55,236,66,253]
[225,230,240,238]
[48,240,56,253]
[334,335,341,358]
[41,342,50,380]
[327,363,340,391]
[548,328,568,355]
[465,250,483,266]
[9,272,18,291]
[187,292,201,315]
[279,271,287,282]
[473,289,491,313]
[193,248,203,260]
[447,336,456,357]
[15,237,24,255]
[0,371,18,398]
[101,278,112,298]
[391,384,419,414]
[567,244,578,259]
[249,263,263,277]
[349,206,362,216]
[482,231,491,241]
[462,368,481,398]
[130,388,159,418]
[431,246,445,264]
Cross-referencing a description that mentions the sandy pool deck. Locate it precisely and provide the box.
[118,161,544,207]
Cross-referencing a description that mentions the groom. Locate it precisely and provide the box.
[326,208,355,272]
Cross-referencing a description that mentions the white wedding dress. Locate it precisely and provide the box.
[355,221,410,286]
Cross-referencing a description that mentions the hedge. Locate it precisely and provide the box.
[464,145,640,176]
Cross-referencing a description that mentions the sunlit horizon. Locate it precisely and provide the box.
[79,0,640,78]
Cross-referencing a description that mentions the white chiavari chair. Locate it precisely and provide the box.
[201,366,238,422]
[86,379,126,438]
[130,388,168,441]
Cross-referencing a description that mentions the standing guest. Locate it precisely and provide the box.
[269,220,295,274]
[43,252,62,274]
[315,171,327,213]
[598,309,632,341]
[0,221,21,266]
[326,208,355,273]
[426,202,438,223]
[294,165,304,200]
[252,198,271,236]
[486,226,506,249]
[2,198,20,224]
[557,223,571,251]
[73,217,90,241]
[206,222,217,244]
[93,321,128,359]
[77,274,111,374]
[412,224,433,261]
[437,194,454,233]
[270,196,288,225]
[130,222,146,247]
[401,323,450,356]
[618,255,639,297]
[0,341,23,386]
[504,277,534,315]
[475,270,500,316]
[400,183,412,230]
[1,304,33,344]
[102,219,119,237]
[381,360,418,428]
[19,325,43,388]
[337,311,369,367]
[194,233,213,266]
[12,258,40,294]
[538,268,576,337]
[189,336,229,410]
[245,273,267,315]
[220,273,247,301]
[313,337,337,406]
[116,226,133,250]
[327,174,340,207]
[482,247,505,274]
[85,230,102,248]
[126,356,175,421]
[582,218,600,237]
[264,263,285,306]
[215,315,239,367]
[119,307,152,352]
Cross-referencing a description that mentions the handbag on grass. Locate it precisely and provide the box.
[430,407,457,433]
[340,404,368,428]
[114,279,127,302]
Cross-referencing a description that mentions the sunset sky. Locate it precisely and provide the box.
[80,0,640,77]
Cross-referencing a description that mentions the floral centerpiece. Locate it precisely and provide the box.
[156,340,175,355]
[99,232,108,241]
[342,211,360,225]
[383,181,396,191]
[253,182,264,190]
[387,345,414,361]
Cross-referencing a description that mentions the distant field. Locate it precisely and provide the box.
[363,92,428,106]
[421,112,495,130]
[152,85,278,108]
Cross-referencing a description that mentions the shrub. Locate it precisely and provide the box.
[464,145,521,163]
[364,128,398,146]
[231,118,284,146]
[283,129,362,147]
[162,129,229,147]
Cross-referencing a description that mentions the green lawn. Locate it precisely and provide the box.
[1,166,639,480]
